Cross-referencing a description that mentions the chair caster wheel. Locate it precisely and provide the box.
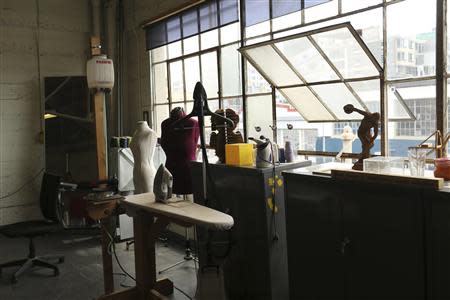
[11,277,18,284]
[58,257,64,264]
[54,269,59,276]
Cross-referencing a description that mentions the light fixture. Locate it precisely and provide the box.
[44,113,57,119]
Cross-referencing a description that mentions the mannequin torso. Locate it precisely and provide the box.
[130,121,157,194]
[161,108,200,195]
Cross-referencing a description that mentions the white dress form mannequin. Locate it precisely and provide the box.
[130,121,157,194]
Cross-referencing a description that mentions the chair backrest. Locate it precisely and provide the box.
[40,172,61,223]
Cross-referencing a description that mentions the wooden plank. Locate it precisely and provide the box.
[91,36,102,56]
[331,169,444,190]
[94,91,108,181]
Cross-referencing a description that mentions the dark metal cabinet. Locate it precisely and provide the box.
[284,173,425,300]
[423,189,450,300]
[191,161,311,300]
[285,175,345,300]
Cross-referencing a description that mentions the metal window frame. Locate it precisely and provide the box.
[149,0,447,158]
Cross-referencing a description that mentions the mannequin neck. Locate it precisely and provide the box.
[137,121,148,128]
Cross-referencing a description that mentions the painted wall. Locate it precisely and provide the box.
[0,0,91,225]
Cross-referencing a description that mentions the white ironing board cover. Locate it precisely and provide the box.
[122,193,234,231]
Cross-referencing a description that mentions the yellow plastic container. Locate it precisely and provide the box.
[225,143,254,166]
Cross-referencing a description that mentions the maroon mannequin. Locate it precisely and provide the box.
[160,107,200,195]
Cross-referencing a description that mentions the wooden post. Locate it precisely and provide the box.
[94,91,108,181]
[133,212,156,295]
[90,36,108,181]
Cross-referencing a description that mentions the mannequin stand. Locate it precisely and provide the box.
[158,195,198,274]
[158,227,197,274]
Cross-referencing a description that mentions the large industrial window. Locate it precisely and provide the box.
[147,0,447,159]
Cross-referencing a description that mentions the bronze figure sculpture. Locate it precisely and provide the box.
[343,104,380,171]
[210,108,244,163]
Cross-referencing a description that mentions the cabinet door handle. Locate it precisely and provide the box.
[341,237,350,255]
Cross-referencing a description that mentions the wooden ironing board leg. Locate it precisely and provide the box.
[134,212,173,298]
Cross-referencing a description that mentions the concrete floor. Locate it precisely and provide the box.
[0,231,197,300]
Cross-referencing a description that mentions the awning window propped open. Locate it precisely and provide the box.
[239,22,415,122]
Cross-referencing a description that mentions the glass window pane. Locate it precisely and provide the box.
[223,97,244,131]
[348,80,380,114]
[272,0,301,18]
[183,35,199,55]
[168,40,182,59]
[169,61,184,102]
[154,105,170,136]
[312,27,379,78]
[246,20,270,38]
[245,0,270,27]
[305,0,338,23]
[220,22,240,45]
[247,94,274,140]
[201,52,219,99]
[277,8,383,65]
[276,91,316,154]
[147,21,166,50]
[205,99,220,143]
[304,0,332,9]
[201,29,219,50]
[388,80,436,156]
[246,61,271,94]
[221,43,242,97]
[219,0,239,25]
[280,87,334,121]
[272,11,302,32]
[387,0,436,79]
[153,63,168,104]
[245,45,303,86]
[388,87,414,120]
[184,56,200,100]
[167,16,181,43]
[275,37,339,83]
[245,35,270,45]
[342,0,381,13]
[200,1,218,32]
[311,83,366,120]
[182,9,199,38]
[151,46,167,63]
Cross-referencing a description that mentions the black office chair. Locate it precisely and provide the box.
[0,172,65,284]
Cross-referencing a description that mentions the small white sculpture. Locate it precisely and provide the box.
[130,121,157,194]
[336,125,356,163]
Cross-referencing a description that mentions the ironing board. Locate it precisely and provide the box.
[123,193,234,230]
[96,193,234,300]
